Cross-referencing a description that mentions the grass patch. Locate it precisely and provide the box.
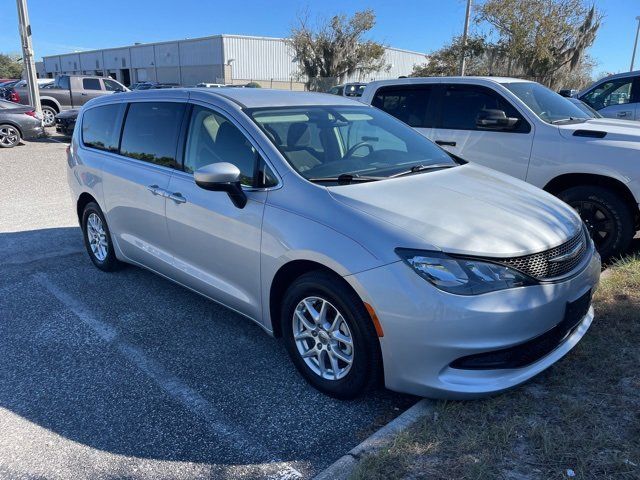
[351,256,640,480]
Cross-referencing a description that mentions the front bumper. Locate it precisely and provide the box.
[346,249,601,399]
[55,118,75,136]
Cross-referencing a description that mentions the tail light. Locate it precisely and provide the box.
[9,90,20,103]
[24,110,37,117]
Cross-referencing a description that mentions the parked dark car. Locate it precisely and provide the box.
[558,88,578,97]
[0,80,20,101]
[0,99,44,148]
[55,109,78,136]
[327,82,367,97]
[132,82,180,90]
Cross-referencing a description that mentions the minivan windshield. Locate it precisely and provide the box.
[249,106,455,183]
[503,82,589,124]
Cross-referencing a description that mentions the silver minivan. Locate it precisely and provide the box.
[67,88,600,399]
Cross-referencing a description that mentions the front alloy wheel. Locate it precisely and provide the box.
[559,185,634,262]
[281,271,382,399]
[293,297,354,380]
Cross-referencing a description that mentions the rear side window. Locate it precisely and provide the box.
[83,78,101,90]
[439,84,529,132]
[372,85,435,128]
[81,103,126,152]
[120,102,186,168]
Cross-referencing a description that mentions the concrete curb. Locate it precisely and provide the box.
[313,399,433,480]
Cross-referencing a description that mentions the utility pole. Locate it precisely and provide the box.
[15,0,41,116]
[459,0,472,76]
[631,16,640,72]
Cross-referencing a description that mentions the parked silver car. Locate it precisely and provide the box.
[67,88,600,399]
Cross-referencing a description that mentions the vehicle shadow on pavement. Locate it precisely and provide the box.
[0,227,415,477]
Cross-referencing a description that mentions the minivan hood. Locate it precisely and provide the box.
[558,118,640,142]
[329,164,582,257]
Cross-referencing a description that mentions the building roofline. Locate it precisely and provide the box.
[41,33,426,60]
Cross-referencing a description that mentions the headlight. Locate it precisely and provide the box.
[395,249,537,295]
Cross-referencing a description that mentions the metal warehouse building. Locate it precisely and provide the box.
[40,34,426,90]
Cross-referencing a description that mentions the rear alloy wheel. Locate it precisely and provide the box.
[41,106,57,127]
[0,124,21,148]
[559,185,634,261]
[281,271,382,399]
[81,202,122,272]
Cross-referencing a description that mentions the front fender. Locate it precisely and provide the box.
[527,131,639,201]
[259,204,386,331]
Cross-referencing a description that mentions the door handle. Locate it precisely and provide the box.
[617,111,629,118]
[435,140,456,147]
[147,184,162,195]
[81,93,88,96]
[168,192,187,204]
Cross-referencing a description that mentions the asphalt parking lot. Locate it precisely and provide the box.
[0,133,415,479]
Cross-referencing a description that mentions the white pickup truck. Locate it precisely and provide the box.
[360,77,640,260]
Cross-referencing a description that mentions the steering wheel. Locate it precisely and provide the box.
[343,142,374,160]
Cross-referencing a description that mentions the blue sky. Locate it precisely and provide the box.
[1,0,638,76]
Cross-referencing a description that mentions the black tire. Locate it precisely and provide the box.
[81,202,122,272]
[0,124,21,148]
[558,185,635,261]
[281,271,382,399]
[41,105,57,127]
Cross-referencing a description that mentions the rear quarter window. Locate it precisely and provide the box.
[81,103,126,152]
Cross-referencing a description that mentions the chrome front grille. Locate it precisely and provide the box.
[496,228,588,280]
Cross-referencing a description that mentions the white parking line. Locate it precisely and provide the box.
[42,136,67,144]
[33,272,302,478]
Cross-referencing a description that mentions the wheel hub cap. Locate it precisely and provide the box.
[43,110,55,126]
[87,213,108,261]
[292,296,354,381]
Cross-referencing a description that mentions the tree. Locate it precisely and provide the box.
[411,35,490,77]
[0,53,23,79]
[412,0,602,90]
[287,9,389,91]
[478,0,602,89]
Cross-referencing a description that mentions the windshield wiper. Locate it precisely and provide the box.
[551,117,587,124]
[308,173,383,185]
[390,163,455,178]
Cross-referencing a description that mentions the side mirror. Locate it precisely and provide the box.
[476,109,519,130]
[194,162,247,208]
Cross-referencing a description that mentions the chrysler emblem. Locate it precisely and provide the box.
[549,241,583,263]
